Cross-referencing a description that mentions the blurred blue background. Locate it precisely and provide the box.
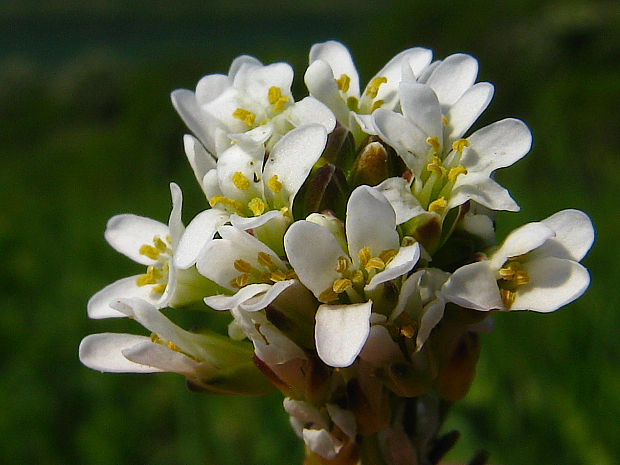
[1,1,618,464]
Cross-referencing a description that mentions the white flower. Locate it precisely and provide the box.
[79,298,269,394]
[196,225,297,312]
[171,55,335,158]
[373,81,531,215]
[305,40,432,140]
[442,209,594,312]
[87,183,218,318]
[284,185,421,367]
[174,124,328,268]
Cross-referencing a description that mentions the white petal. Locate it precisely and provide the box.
[449,172,520,212]
[104,214,169,265]
[284,220,343,298]
[372,109,428,173]
[490,222,555,269]
[216,144,264,203]
[346,186,399,265]
[168,182,185,248]
[228,55,263,79]
[442,261,503,311]
[204,284,272,311]
[286,97,336,132]
[183,134,216,187]
[240,280,296,311]
[170,89,212,153]
[425,53,478,106]
[399,82,442,142]
[326,403,357,440]
[404,47,433,78]
[537,209,595,261]
[390,270,424,321]
[304,60,351,126]
[263,124,328,208]
[374,177,425,225]
[462,118,532,173]
[359,324,401,364]
[445,82,494,142]
[87,275,159,318]
[315,301,372,367]
[511,257,591,312]
[234,61,293,106]
[79,333,162,373]
[366,243,420,290]
[195,73,230,106]
[229,124,273,148]
[302,428,341,460]
[122,340,204,377]
[283,398,329,430]
[174,209,230,269]
[309,40,360,97]
[229,210,282,231]
[416,298,445,350]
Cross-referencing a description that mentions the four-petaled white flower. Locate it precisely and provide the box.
[172,55,335,158]
[305,40,432,141]
[284,185,421,367]
[87,183,218,319]
[442,209,594,312]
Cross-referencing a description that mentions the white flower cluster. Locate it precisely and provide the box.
[79,41,594,464]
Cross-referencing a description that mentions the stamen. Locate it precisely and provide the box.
[153,236,168,252]
[285,270,298,280]
[442,115,449,126]
[230,273,250,289]
[400,325,416,339]
[248,197,267,216]
[257,252,274,268]
[319,287,339,303]
[232,172,251,191]
[379,249,398,265]
[358,247,371,266]
[151,284,167,294]
[448,166,468,182]
[350,270,365,286]
[268,86,282,104]
[139,244,160,260]
[514,271,530,285]
[365,76,387,99]
[370,99,384,112]
[267,175,283,193]
[499,261,520,280]
[365,257,385,272]
[428,197,447,214]
[451,138,470,154]
[335,256,349,273]
[335,74,351,93]
[346,96,360,112]
[209,195,244,214]
[234,259,253,273]
[401,237,416,247]
[426,136,441,155]
[426,156,445,177]
[270,270,287,282]
[136,274,154,286]
[333,278,353,294]
[232,108,256,127]
[500,289,516,308]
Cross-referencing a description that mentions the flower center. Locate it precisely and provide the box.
[136,235,173,294]
[229,252,296,289]
[497,258,530,308]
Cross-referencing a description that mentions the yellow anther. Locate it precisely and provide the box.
[232,171,251,190]
[365,257,385,272]
[335,256,349,274]
[442,115,449,126]
[285,270,298,280]
[151,284,167,294]
[426,136,441,155]
[166,341,183,353]
[136,274,154,287]
[147,265,164,281]
[452,138,470,154]
[400,325,415,339]
[350,269,365,286]
[139,244,160,260]
[499,261,520,280]
[365,76,388,99]
[209,195,245,214]
[270,270,287,282]
[333,278,353,294]
[401,237,416,247]
[370,99,384,113]
[426,156,445,177]
[234,259,253,273]
[232,108,256,127]
[358,247,371,266]
[267,175,283,194]
[248,197,267,216]
[257,252,274,268]
[150,333,161,344]
[153,236,168,252]
[379,249,398,265]
[514,271,530,285]
[500,289,516,308]
[346,96,360,112]
[268,86,282,104]
[230,273,250,289]
[428,197,447,214]
[319,287,339,303]
[448,166,468,182]
[335,74,351,93]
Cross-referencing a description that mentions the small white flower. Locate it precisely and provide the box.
[87,183,218,318]
[284,185,421,367]
[172,55,335,157]
[373,80,531,215]
[442,209,594,312]
[305,40,432,141]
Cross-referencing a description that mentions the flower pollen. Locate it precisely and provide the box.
[335,74,351,93]
[232,108,256,127]
[232,172,251,190]
[365,76,387,99]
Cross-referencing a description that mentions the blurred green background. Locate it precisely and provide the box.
[1,1,618,464]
